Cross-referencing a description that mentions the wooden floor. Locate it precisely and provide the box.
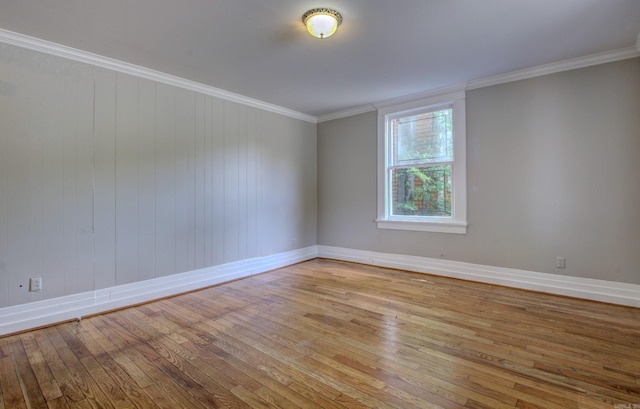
[1,259,639,409]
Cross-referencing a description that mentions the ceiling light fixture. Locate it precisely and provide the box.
[302,8,342,39]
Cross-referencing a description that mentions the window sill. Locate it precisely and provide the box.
[376,219,467,234]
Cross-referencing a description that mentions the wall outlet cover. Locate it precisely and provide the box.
[30,277,42,292]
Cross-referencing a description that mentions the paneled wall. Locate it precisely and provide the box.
[0,43,317,308]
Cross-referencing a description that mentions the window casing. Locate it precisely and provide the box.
[377,91,467,234]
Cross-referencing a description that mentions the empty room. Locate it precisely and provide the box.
[1,1,639,408]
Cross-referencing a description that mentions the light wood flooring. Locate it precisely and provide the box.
[1,259,639,408]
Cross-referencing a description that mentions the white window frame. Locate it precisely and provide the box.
[376,90,467,234]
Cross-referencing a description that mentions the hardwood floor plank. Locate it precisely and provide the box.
[32,329,85,405]
[230,385,272,408]
[45,396,71,409]
[8,337,49,408]
[45,326,118,409]
[19,332,63,402]
[103,313,250,408]
[56,324,136,409]
[219,276,552,407]
[158,300,352,409]
[210,313,463,409]
[68,399,95,409]
[90,315,210,409]
[0,341,28,409]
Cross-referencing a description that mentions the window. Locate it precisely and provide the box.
[377,91,467,234]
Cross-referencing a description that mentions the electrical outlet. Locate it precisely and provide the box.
[556,257,566,269]
[30,277,42,292]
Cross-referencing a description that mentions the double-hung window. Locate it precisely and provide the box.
[377,91,467,234]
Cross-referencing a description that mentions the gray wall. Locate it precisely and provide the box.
[318,57,640,284]
[0,43,317,308]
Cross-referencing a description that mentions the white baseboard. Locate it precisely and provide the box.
[0,246,317,336]
[3,245,638,336]
[317,246,640,308]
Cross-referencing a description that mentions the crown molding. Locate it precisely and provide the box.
[0,29,317,123]
[1,28,639,125]
[316,104,376,123]
[467,45,640,90]
[320,44,640,122]
[317,83,467,123]
[373,83,467,112]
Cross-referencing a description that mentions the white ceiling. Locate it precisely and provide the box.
[0,1,639,118]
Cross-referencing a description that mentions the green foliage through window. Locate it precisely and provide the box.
[392,166,451,216]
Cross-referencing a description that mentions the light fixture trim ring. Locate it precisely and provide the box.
[301,8,343,26]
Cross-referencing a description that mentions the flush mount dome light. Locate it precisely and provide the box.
[302,8,342,39]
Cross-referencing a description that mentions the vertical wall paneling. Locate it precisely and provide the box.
[61,63,81,296]
[0,47,9,308]
[23,53,45,304]
[2,50,55,305]
[174,88,196,274]
[256,110,265,257]
[194,94,206,269]
[71,64,96,294]
[0,41,318,311]
[237,105,248,260]
[5,48,40,306]
[259,113,288,255]
[115,73,140,285]
[40,60,69,300]
[223,102,240,263]
[185,92,196,272]
[3,52,17,306]
[246,107,258,258]
[212,97,225,265]
[258,111,279,256]
[203,96,214,266]
[93,68,117,290]
[137,78,157,281]
[27,57,46,302]
[211,97,225,266]
[303,119,318,250]
[154,83,177,277]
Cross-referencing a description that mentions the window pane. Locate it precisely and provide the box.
[391,166,452,216]
[392,108,453,165]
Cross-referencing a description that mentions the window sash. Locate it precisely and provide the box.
[390,107,454,167]
[389,165,452,217]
